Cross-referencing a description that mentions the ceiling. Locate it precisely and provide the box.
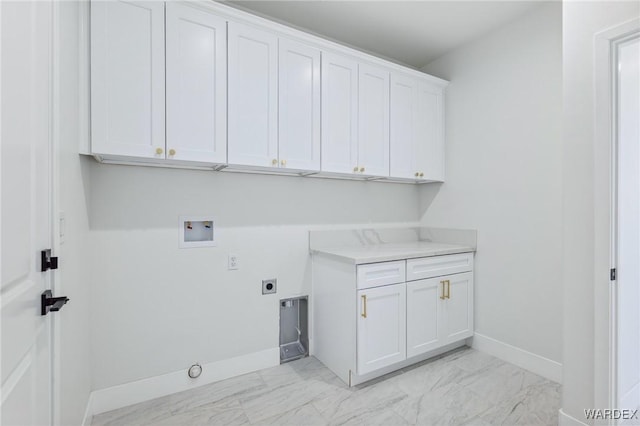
[222,1,546,69]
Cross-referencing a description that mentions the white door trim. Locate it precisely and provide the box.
[51,1,62,423]
[593,17,640,418]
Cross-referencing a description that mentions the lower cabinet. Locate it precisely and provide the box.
[312,252,474,386]
[407,272,473,358]
[357,283,406,375]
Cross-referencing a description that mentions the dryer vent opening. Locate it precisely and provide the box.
[279,296,309,363]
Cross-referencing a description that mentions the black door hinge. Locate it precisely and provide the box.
[41,249,58,272]
[610,268,616,281]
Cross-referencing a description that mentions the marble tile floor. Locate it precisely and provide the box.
[91,347,560,426]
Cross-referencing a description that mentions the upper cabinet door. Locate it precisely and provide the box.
[228,22,278,167]
[91,0,165,159]
[278,39,321,171]
[166,3,227,164]
[389,74,417,179]
[358,65,390,177]
[417,82,445,182]
[321,53,358,174]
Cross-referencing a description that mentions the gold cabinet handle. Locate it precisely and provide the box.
[281,159,287,167]
[272,159,278,166]
[359,167,365,173]
[415,172,420,177]
[353,166,359,173]
[446,280,451,299]
[168,149,176,156]
[155,147,163,155]
[440,281,446,300]
[361,294,367,318]
[419,172,424,178]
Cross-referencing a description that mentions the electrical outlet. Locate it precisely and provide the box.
[262,278,277,295]
[228,254,239,270]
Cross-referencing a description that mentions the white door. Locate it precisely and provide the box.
[321,52,358,175]
[357,283,406,375]
[228,22,278,168]
[616,35,640,416]
[416,81,445,182]
[91,0,165,159]
[441,272,474,344]
[390,73,418,179]
[406,278,442,358]
[1,1,54,424]
[166,3,226,164]
[358,65,389,177]
[278,39,320,171]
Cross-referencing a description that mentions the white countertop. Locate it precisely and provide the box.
[311,241,475,264]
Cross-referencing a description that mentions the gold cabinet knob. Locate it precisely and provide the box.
[415,172,420,177]
[353,166,359,173]
[281,159,287,167]
[272,159,278,166]
[169,149,176,156]
[419,172,424,178]
[155,147,163,155]
[359,167,365,173]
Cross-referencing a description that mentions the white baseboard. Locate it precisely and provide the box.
[470,333,562,383]
[559,408,589,426]
[81,393,94,426]
[87,347,279,417]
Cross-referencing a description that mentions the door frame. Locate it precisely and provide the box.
[593,17,640,417]
[51,0,62,423]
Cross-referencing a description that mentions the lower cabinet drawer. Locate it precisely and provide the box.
[357,260,406,289]
[406,253,473,281]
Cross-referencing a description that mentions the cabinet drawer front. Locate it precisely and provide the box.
[406,253,473,281]
[357,261,406,289]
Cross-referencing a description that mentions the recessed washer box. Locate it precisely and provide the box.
[179,216,216,248]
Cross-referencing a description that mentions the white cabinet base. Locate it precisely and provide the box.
[349,340,468,386]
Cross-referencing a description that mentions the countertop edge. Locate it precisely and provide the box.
[310,246,476,265]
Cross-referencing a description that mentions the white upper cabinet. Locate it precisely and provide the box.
[228,22,278,167]
[321,52,359,174]
[358,64,390,177]
[91,0,165,159]
[278,39,321,171]
[89,1,446,180]
[417,81,445,181]
[166,3,226,164]
[390,73,445,181]
[390,73,418,179]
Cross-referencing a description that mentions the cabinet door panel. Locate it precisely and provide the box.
[389,74,417,179]
[417,82,445,181]
[166,3,226,163]
[321,53,358,174]
[91,0,165,158]
[442,272,473,344]
[407,278,442,357]
[357,284,406,375]
[279,39,320,171]
[358,65,389,177]
[228,22,278,167]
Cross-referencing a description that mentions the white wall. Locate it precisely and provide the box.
[88,164,419,390]
[418,4,563,368]
[562,2,640,424]
[55,1,92,424]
